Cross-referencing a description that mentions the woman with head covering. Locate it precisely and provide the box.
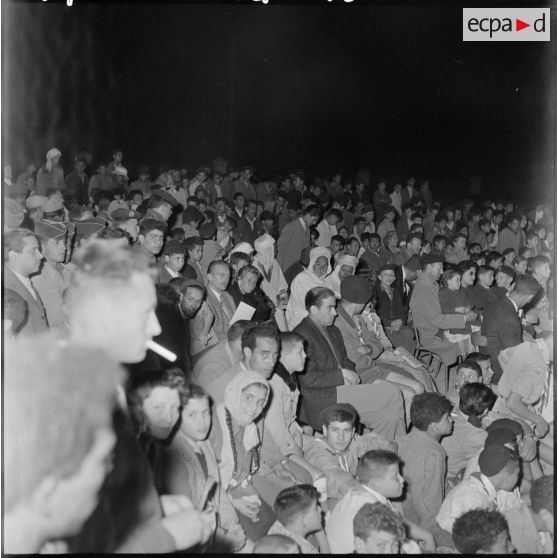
[208,371,276,544]
[324,253,358,298]
[227,264,274,323]
[156,382,247,552]
[36,148,66,196]
[286,246,332,330]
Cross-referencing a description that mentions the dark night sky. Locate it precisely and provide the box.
[2,1,556,203]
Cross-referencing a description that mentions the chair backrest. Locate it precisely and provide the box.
[410,310,424,348]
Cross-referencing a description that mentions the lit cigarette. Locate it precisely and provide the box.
[146,340,177,362]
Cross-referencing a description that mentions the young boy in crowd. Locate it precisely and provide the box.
[451,359,483,403]
[452,509,515,554]
[183,236,205,283]
[304,404,395,506]
[486,251,504,270]
[492,265,516,298]
[326,450,435,553]
[466,352,495,386]
[157,240,186,284]
[471,265,497,315]
[398,393,454,544]
[267,484,328,553]
[353,502,406,554]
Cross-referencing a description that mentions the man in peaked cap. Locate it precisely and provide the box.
[410,252,477,369]
[141,187,178,224]
[111,208,140,242]
[31,219,76,327]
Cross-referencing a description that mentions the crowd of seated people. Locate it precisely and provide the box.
[3,149,555,553]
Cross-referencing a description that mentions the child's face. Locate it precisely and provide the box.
[356,531,399,554]
[457,367,481,390]
[375,463,405,499]
[447,274,461,291]
[479,270,494,287]
[188,245,203,261]
[515,260,528,274]
[166,253,185,273]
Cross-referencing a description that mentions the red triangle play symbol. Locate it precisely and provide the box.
[516,19,530,31]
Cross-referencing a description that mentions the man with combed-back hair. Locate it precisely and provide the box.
[4,334,124,553]
[65,239,216,553]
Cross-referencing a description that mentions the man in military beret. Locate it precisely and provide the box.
[31,219,76,327]
[141,187,178,224]
[410,253,477,372]
[73,217,107,250]
[132,218,167,266]
[111,208,140,242]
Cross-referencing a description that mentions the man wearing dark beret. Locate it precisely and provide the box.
[111,208,141,242]
[73,217,107,249]
[436,445,520,533]
[31,219,76,327]
[140,187,177,224]
[409,253,477,376]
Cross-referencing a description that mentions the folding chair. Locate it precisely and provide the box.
[410,312,447,393]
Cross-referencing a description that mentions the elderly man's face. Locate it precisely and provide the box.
[313,256,329,278]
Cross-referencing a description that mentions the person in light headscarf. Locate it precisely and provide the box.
[209,371,276,544]
[286,247,332,330]
[324,254,358,298]
[253,234,289,327]
[36,148,65,195]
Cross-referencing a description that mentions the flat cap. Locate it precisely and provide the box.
[34,219,69,241]
[318,403,357,427]
[151,188,178,207]
[420,253,445,267]
[111,208,141,221]
[26,195,48,209]
[340,275,374,304]
[479,445,515,477]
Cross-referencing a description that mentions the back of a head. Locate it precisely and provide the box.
[459,383,497,418]
[353,502,406,543]
[510,274,541,299]
[410,392,452,431]
[227,319,254,345]
[452,509,509,554]
[252,534,300,554]
[4,333,124,512]
[280,331,305,355]
[357,450,401,484]
[273,484,318,527]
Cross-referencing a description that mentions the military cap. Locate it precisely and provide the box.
[26,195,48,210]
[151,188,178,207]
[34,219,70,241]
[74,217,106,239]
[111,208,141,221]
[340,275,374,304]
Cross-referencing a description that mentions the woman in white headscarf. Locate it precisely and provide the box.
[286,246,332,330]
[324,254,358,298]
[36,148,65,196]
[209,371,275,544]
[253,234,289,328]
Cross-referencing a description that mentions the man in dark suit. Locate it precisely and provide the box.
[233,198,264,245]
[393,254,421,309]
[4,228,48,335]
[481,275,541,383]
[294,286,359,431]
[401,176,419,206]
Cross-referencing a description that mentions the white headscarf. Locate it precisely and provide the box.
[308,246,332,278]
[45,148,61,172]
[253,234,275,272]
[325,254,358,298]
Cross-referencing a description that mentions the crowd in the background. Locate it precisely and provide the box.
[3,148,555,554]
